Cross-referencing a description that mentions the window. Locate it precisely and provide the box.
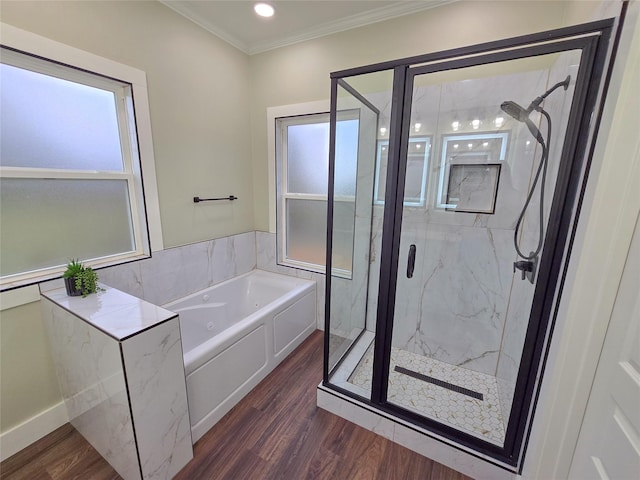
[275,113,358,274]
[0,41,158,290]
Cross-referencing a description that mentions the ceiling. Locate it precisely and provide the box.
[160,1,453,55]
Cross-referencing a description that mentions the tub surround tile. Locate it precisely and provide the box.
[97,261,144,299]
[41,287,193,479]
[139,246,189,306]
[101,232,256,306]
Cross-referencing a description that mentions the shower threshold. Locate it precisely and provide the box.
[330,334,506,445]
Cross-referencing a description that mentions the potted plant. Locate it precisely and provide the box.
[63,259,103,297]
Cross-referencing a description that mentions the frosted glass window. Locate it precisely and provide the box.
[0,46,151,289]
[286,199,327,267]
[331,201,355,272]
[287,122,329,195]
[286,119,358,196]
[1,179,134,277]
[0,63,124,171]
[277,112,359,273]
[334,119,359,197]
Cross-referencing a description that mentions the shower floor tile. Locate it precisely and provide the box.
[348,346,506,445]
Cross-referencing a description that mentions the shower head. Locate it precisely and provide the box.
[500,100,544,143]
[500,100,530,122]
[500,75,571,145]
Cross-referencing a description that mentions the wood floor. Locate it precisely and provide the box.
[1,330,472,480]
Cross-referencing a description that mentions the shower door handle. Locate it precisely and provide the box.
[407,244,416,278]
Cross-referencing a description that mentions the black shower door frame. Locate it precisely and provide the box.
[323,18,618,471]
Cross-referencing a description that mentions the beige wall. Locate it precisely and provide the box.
[0,301,61,431]
[1,0,254,249]
[249,0,576,231]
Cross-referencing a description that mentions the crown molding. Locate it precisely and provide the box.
[159,1,455,55]
[159,1,251,53]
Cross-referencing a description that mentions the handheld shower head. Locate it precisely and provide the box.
[500,100,529,122]
[500,75,571,145]
[500,100,544,143]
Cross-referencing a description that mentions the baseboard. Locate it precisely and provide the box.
[0,401,68,462]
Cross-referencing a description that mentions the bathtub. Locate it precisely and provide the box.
[164,269,316,442]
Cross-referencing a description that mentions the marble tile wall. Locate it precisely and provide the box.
[122,318,193,479]
[41,287,193,479]
[361,70,552,380]
[98,231,256,306]
[494,50,582,423]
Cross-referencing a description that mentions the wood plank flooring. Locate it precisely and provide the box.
[1,330,472,480]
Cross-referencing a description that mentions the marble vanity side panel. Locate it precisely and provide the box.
[40,297,141,480]
[256,230,325,329]
[121,317,193,480]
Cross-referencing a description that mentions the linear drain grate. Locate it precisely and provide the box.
[394,366,484,401]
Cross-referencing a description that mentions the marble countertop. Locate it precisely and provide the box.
[41,284,177,341]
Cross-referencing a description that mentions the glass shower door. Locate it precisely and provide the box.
[325,78,380,389]
[383,52,581,448]
[323,19,614,470]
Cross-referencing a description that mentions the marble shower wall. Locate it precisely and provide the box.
[98,231,256,306]
[367,66,556,379]
[495,50,583,421]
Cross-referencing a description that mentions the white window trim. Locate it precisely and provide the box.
[267,101,329,235]
[0,23,163,296]
[270,104,356,278]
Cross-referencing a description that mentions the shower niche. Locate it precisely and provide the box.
[321,20,615,471]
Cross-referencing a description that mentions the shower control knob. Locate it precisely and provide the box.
[514,260,535,281]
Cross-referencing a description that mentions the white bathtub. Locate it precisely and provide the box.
[164,269,316,442]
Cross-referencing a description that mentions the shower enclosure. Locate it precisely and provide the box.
[322,20,614,470]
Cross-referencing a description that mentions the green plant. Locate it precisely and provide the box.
[63,259,83,279]
[63,259,104,297]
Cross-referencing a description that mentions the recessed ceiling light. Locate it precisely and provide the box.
[254,3,275,18]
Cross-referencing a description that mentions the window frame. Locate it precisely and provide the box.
[276,113,330,274]
[0,23,163,292]
[275,111,356,277]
